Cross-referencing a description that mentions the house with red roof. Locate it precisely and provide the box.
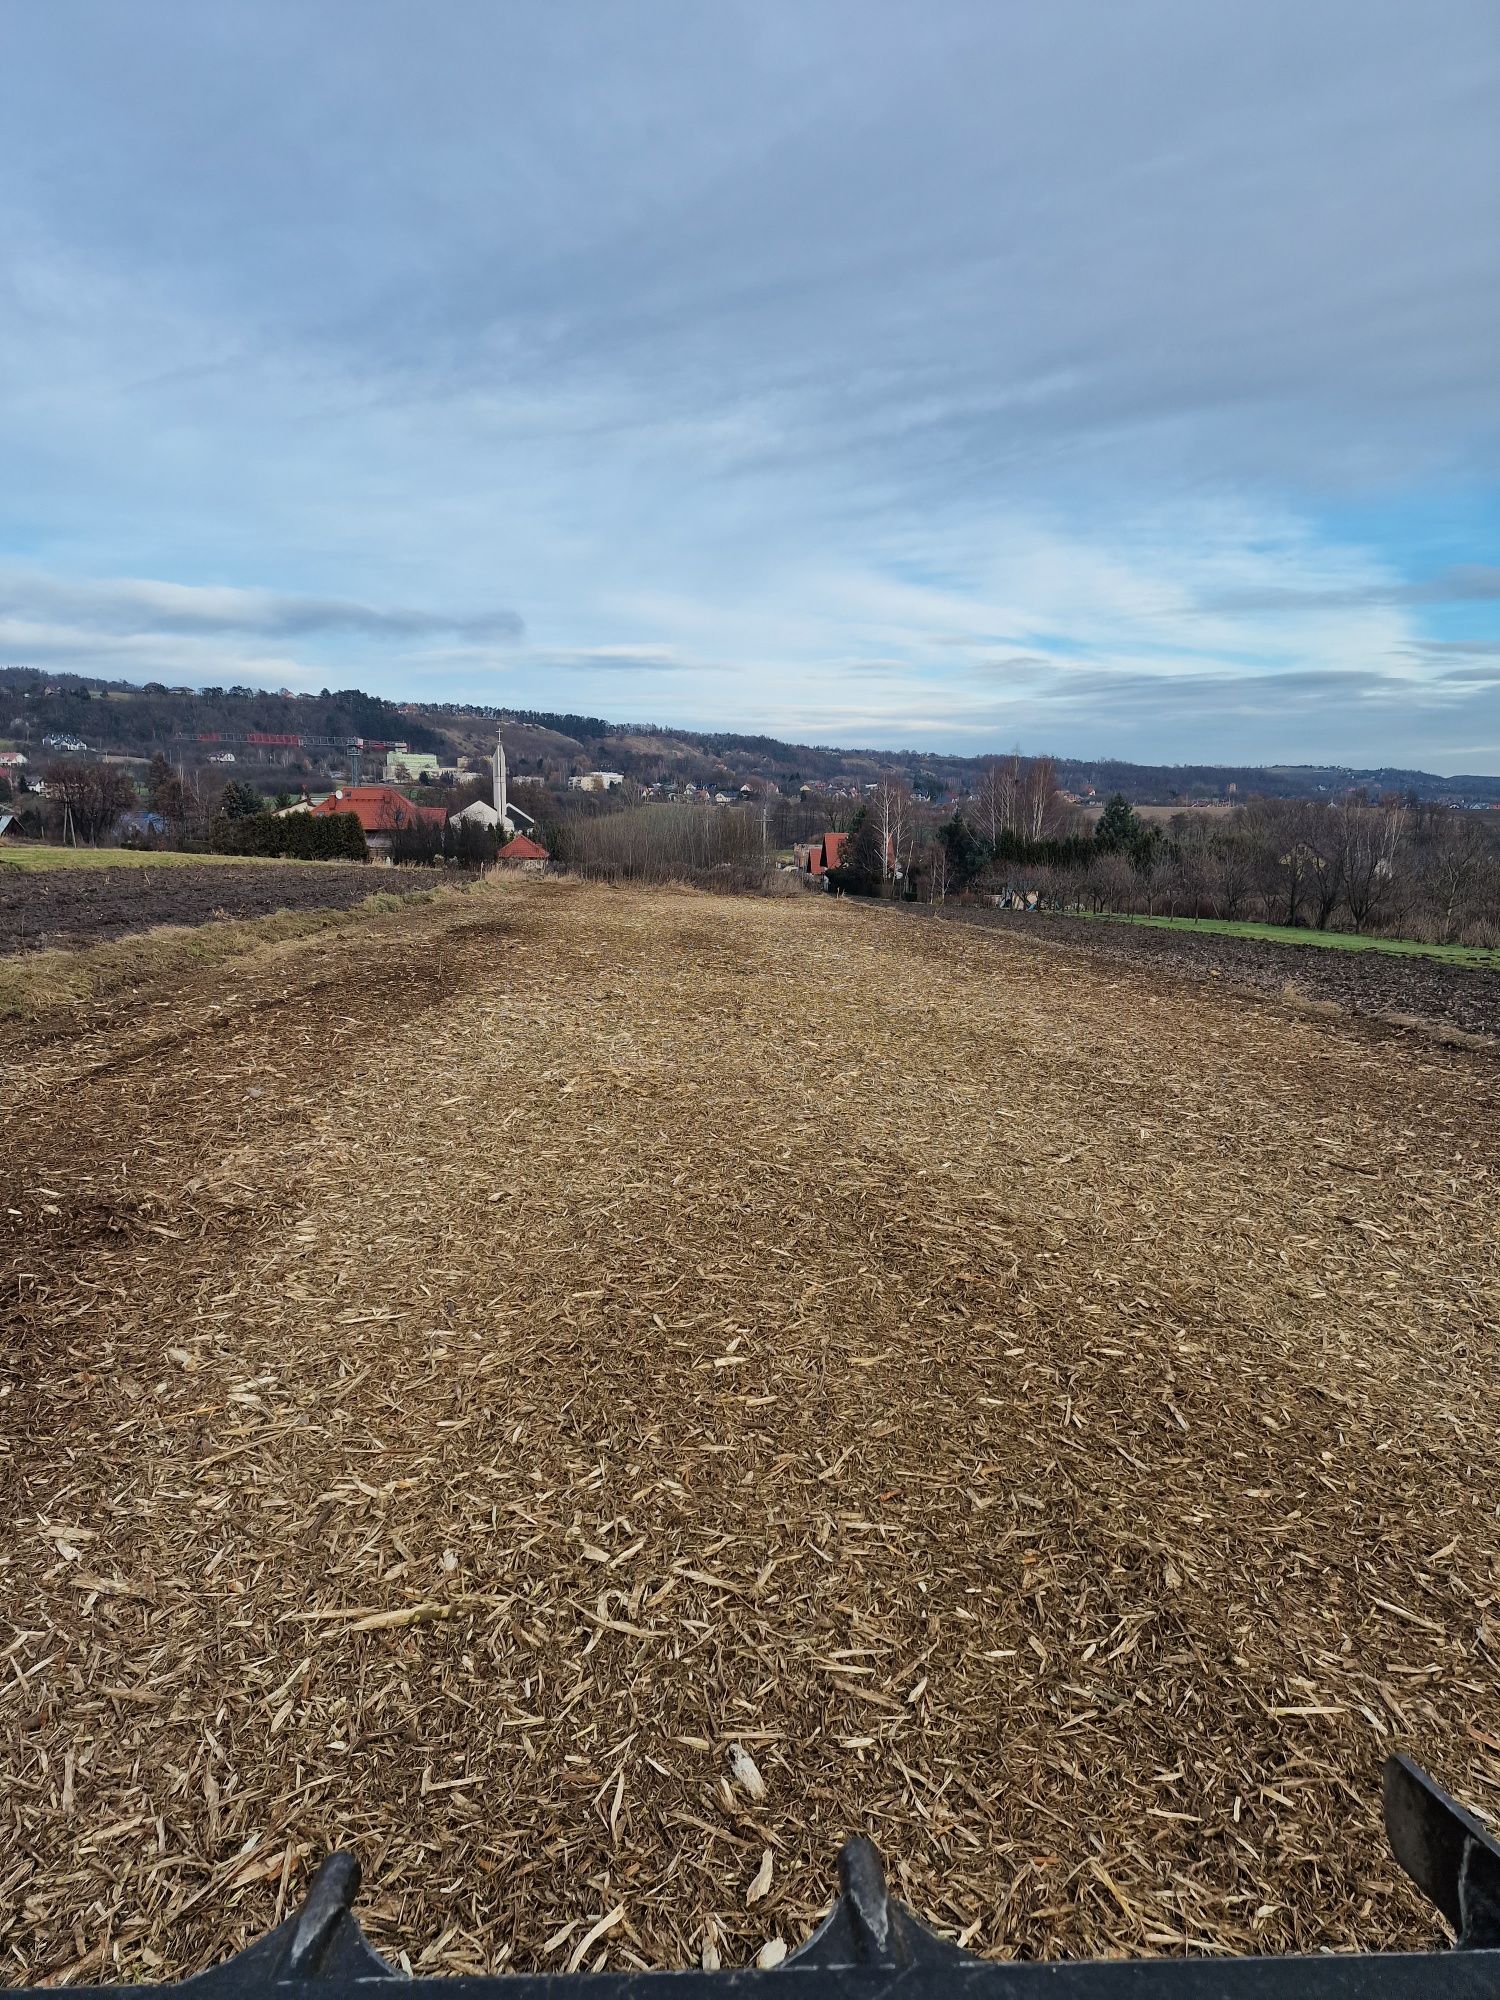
[309,785,446,860]
[496,832,550,871]
[798,829,895,884]
[797,832,845,879]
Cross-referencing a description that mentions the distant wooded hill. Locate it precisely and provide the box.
[2,667,1497,805]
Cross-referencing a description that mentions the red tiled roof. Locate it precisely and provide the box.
[806,828,892,874]
[498,833,549,860]
[309,787,445,833]
[804,831,839,875]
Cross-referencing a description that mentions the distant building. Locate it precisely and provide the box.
[569,770,625,792]
[496,833,549,871]
[449,729,535,839]
[309,785,445,860]
[0,751,27,769]
[120,810,168,839]
[799,832,848,880]
[797,830,897,884]
[384,751,441,782]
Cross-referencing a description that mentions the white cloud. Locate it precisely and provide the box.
[0,2,1496,766]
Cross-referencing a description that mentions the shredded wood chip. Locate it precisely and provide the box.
[3,877,1496,1978]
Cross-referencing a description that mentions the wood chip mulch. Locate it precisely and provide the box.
[2,879,1497,1983]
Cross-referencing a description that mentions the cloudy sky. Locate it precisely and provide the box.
[2,3,1498,769]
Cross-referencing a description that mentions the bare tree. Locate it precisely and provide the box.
[868,778,913,887]
[1337,795,1404,932]
[44,760,136,845]
[1248,803,1300,926]
[1080,850,1137,913]
[925,839,950,904]
[1167,822,1214,916]
[971,755,1020,848]
[1293,802,1351,929]
[1019,755,1065,840]
[1419,807,1494,942]
[556,802,769,885]
[1208,827,1256,919]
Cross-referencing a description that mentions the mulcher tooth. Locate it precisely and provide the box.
[786,1835,976,1969]
[15,1757,1500,1997]
[1385,1752,1500,1951]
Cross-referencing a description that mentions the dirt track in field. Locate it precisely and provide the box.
[0,862,387,954]
[3,880,1498,1980]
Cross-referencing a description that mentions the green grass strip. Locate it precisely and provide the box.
[1070,909,1500,970]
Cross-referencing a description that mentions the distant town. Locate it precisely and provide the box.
[4,665,1499,813]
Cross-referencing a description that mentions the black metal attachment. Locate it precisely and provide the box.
[174,1852,394,1995]
[785,1833,968,1969]
[1384,1752,1500,1950]
[283,1854,362,1980]
[8,1756,1500,1998]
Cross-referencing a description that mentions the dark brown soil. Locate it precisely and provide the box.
[0,863,391,954]
[923,905,1500,1041]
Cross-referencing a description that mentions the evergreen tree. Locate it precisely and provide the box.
[1094,793,1142,853]
[939,812,987,886]
[220,779,262,819]
[826,807,886,895]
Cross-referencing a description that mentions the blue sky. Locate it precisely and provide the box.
[1,1,1497,769]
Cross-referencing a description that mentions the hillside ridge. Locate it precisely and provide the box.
[3,665,1497,805]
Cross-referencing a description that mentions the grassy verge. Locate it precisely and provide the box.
[1074,909,1500,970]
[0,888,444,1021]
[0,846,319,872]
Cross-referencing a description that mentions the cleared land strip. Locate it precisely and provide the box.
[2,879,1498,1979]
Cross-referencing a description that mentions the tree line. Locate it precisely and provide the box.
[926,777,1498,946]
[817,757,1498,946]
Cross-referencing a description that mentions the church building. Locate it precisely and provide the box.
[448,729,536,840]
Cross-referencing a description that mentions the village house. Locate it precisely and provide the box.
[796,830,899,884]
[309,784,445,860]
[797,831,847,879]
[496,832,549,870]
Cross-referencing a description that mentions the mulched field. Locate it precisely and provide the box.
[926,905,1500,1042]
[2,881,1498,1983]
[0,863,391,955]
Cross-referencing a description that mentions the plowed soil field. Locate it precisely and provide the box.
[926,906,1500,1042]
[0,862,388,955]
[3,880,1497,1981]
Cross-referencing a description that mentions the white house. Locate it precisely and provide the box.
[569,770,625,793]
[385,751,440,782]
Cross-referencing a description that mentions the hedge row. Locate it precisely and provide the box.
[209,810,368,861]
